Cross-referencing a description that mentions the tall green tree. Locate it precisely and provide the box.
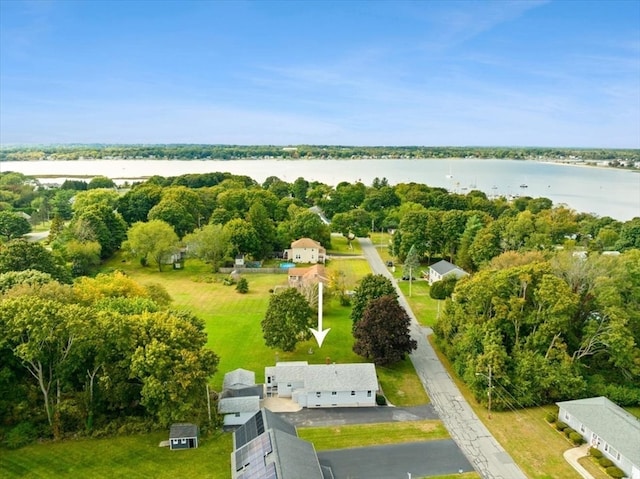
[261,288,313,352]
[124,220,180,271]
[247,202,277,260]
[350,274,397,326]
[183,223,230,272]
[0,239,70,283]
[0,211,31,240]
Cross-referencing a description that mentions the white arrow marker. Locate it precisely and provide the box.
[310,281,331,347]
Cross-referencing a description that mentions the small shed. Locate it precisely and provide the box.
[169,423,199,450]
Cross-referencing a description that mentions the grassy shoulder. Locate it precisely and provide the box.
[298,420,449,451]
[428,335,581,479]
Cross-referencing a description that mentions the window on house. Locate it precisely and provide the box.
[351,391,356,396]
[564,411,569,420]
[181,438,186,444]
[235,412,240,417]
[367,391,372,397]
[316,392,321,397]
[605,444,609,452]
[580,424,585,433]
[331,391,337,395]
[287,383,291,387]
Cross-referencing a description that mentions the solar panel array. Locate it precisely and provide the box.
[235,433,277,479]
[234,410,266,448]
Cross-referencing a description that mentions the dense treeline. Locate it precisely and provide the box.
[1,144,639,161]
[0,268,218,446]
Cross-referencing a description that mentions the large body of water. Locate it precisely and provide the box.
[2,158,639,221]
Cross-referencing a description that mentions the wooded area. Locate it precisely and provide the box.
[1,144,639,161]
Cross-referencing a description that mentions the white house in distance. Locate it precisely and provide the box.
[427,259,468,285]
[265,361,379,408]
[556,396,640,479]
[285,238,326,264]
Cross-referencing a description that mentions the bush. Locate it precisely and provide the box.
[375,394,387,406]
[599,457,614,468]
[569,432,584,445]
[545,412,557,423]
[235,278,249,294]
[589,447,603,458]
[564,427,576,438]
[3,422,38,449]
[555,421,568,431]
[605,466,625,478]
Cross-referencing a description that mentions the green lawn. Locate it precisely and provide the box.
[298,420,449,450]
[102,251,426,403]
[1,430,232,479]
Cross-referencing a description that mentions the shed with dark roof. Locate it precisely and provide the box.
[169,423,199,450]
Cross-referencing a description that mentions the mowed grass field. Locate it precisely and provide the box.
[100,236,427,403]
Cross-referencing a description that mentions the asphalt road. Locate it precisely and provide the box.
[318,439,474,479]
[358,237,527,479]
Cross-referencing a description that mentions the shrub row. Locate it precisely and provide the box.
[605,466,625,478]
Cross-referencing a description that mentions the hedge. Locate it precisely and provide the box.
[605,466,625,479]
[599,457,614,468]
[569,432,585,445]
[589,447,603,458]
[555,421,568,431]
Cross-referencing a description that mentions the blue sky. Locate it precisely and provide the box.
[1,0,639,147]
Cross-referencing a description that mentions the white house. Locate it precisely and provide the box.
[265,361,379,408]
[556,397,640,479]
[285,238,326,264]
[218,368,262,427]
[218,396,261,427]
[265,361,308,398]
[427,259,468,285]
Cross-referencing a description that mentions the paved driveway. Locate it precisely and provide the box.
[277,404,438,427]
[318,439,474,479]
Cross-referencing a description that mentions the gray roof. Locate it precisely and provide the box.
[220,384,264,399]
[223,368,256,389]
[272,429,324,479]
[169,423,198,439]
[218,396,260,414]
[233,408,297,449]
[304,363,378,392]
[274,361,309,382]
[557,396,640,466]
[430,259,466,276]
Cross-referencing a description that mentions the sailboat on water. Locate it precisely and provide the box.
[445,164,453,179]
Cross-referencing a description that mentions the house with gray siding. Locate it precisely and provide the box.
[219,368,262,427]
[265,361,379,408]
[427,259,468,285]
[557,396,640,479]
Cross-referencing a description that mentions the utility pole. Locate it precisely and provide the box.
[488,364,492,419]
[476,365,493,419]
[409,266,412,297]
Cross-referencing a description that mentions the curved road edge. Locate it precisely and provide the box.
[358,237,528,479]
